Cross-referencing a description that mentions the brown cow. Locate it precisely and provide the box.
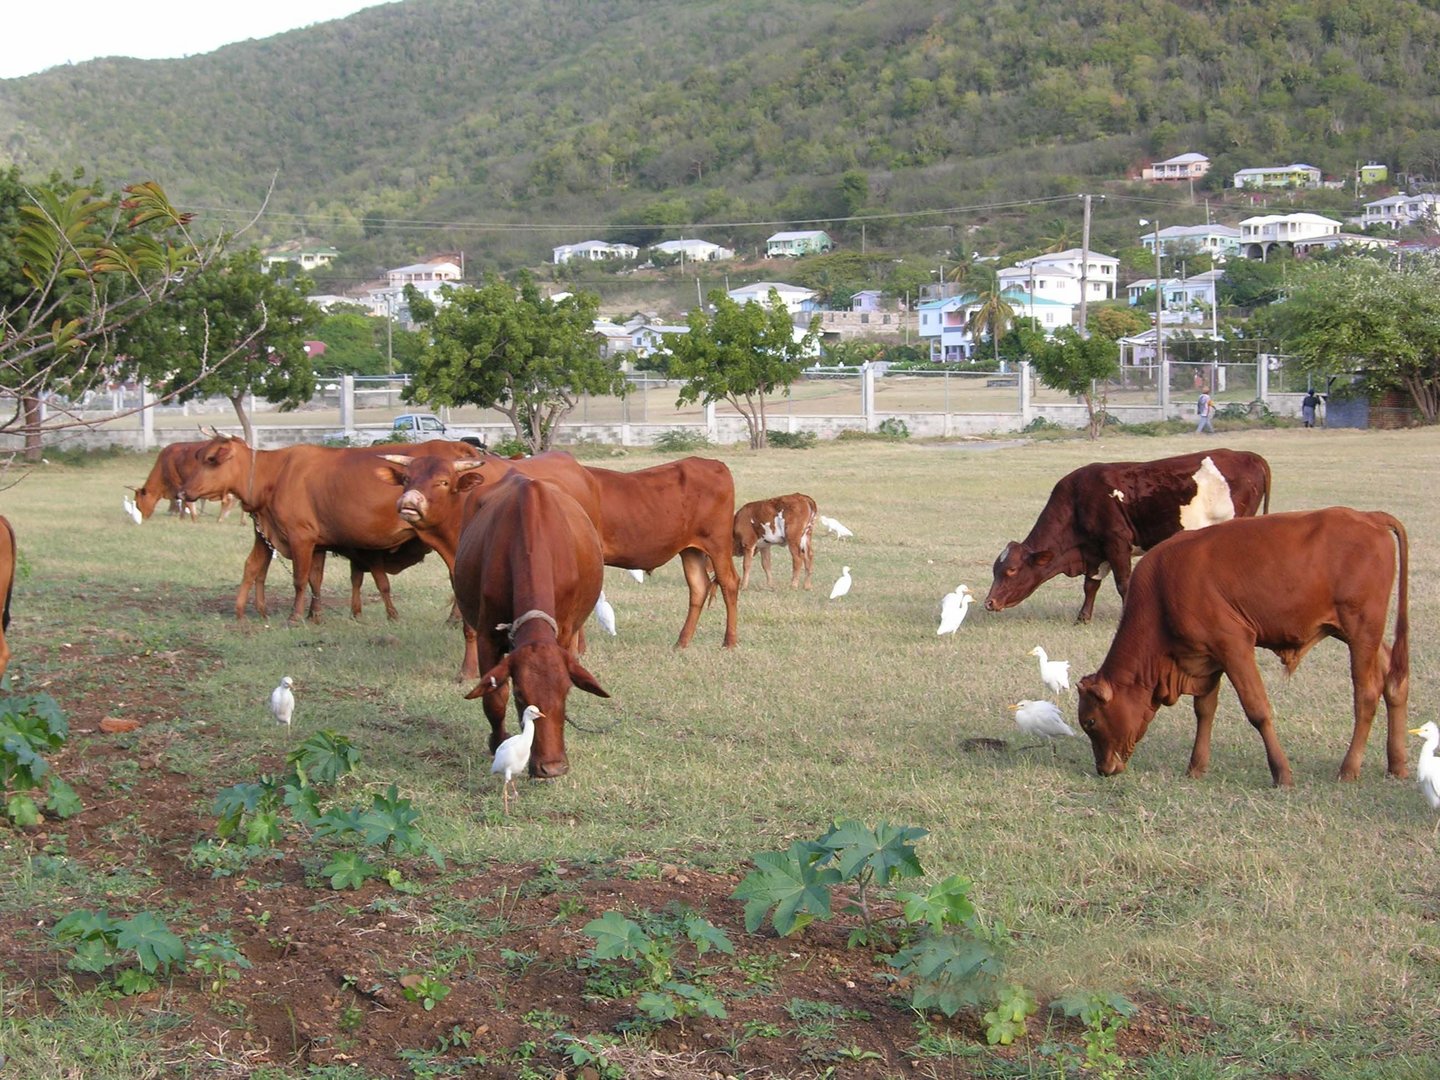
[454,472,609,778]
[1075,508,1410,787]
[0,516,14,677]
[374,451,740,677]
[732,493,818,590]
[985,449,1271,623]
[174,435,480,622]
[131,441,237,522]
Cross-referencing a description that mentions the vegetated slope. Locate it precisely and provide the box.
[4,0,1440,266]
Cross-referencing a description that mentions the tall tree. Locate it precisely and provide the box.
[1026,325,1121,439]
[964,269,1015,366]
[117,248,319,445]
[406,272,626,451]
[666,289,819,450]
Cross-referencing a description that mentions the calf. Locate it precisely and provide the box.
[986,449,1271,622]
[453,472,609,778]
[131,440,237,522]
[1076,508,1409,787]
[732,493,818,589]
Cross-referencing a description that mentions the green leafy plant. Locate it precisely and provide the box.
[400,972,452,1011]
[1052,990,1137,1079]
[983,983,1038,1045]
[489,435,529,457]
[765,429,818,449]
[52,909,188,994]
[188,932,253,994]
[581,908,733,1027]
[551,1033,623,1079]
[0,691,82,826]
[652,428,712,453]
[876,416,911,439]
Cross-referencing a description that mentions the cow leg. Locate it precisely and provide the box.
[1378,639,1410,779]
[759,545,773,587]
[237,535,273,620]
[1221,651,1293,787]
[370,568,400,621]
[1338,640,1401,781]
[1076,559,1107,624]
[306,552,328,621]
[680,546,739,648]
[739,544,754,591]
[349,562,366,619]
[1187,677,1223,778]
[713,547,741,648]
[798,532,813,589]
[458,623,481,682]
[289,546,319,624]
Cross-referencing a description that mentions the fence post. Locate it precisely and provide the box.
[861,364,875,432]
[1019,361,1033,426]
[1256,355,1268,405]
[340,374,355,434]
[139,381,154,450]
[1159,359,1171,416]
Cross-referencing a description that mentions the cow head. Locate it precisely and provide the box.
[176,435,247,504]
[984,542,1056,612]
[1076,672,1155,776]
[467,643,610,778]
[130,483,163,520]
[375,455,490,528]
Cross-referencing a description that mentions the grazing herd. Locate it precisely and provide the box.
[0,435,1416,811]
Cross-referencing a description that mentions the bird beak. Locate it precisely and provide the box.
[1007,703,1020,712]
[1411,726,1426,735]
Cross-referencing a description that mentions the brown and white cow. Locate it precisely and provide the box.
[985,449,1271,623]
[0,515,15,677]
[174,435,480,622]
[374,451,740,677]
[454,471,609,779]
[131,440,237,522]
[732,493,818,590]
[1076,508,1409,787]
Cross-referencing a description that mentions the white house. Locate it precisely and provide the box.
[650,238,734,262]
[387,259,462,289]
[1141,152,1211,182]
[1140,224,1242,261]
[1361,193,1440,230]
[764,230,833,257]
[262,242,339,272]
[727,281,818,315]
[1232,163,1323,189]
[999,248,1118,305]
[552,240,639,265]
[1126,269,1223,322]
[1238,213,1342,259]
[917,290,1073,362]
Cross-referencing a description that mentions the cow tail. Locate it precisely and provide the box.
[1260,458,1272,515]
[1383,512,1409,699]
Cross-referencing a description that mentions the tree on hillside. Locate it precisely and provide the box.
[116,249,319,445]
[312,308,395,375]
[1220,258,1289,309]
[405,272,626,451]
[1269,259,1440,423]
[1026,325,1121,440]
[1088,305,1149,341]
[1,169,221,460]
[666,289,819,450]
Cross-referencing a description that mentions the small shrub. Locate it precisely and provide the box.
[651,428,712,453]
[765,430,818,449]
[1,692,82,826]
[1021,416,1064,434]
[876,417,911,439]
[489,436,529,458]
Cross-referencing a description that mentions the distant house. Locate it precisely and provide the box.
[727,281,819,315]
[1362,193,1440,230]
[552,240,639,265]
[917,290,1073,362]
[1232,163,1323,190]
[1126,269,1223,321]
[998,249,1119,305]
[650,238,734,262]
[1359,162,1389,185]
[765,230,834,257]
[1140,224,1242,261]
[386,259,462,290]
[1238,213,1343,259]
[1141,152,1211,182]
[850,290,883,313]
[262,242,339,273]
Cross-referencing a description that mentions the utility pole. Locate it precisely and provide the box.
[1152,220,1164,372]
[1078,194,1092,334]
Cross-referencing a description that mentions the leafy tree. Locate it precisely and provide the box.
[312,309,389,375]
[117,248,320,445]
[666,289,819,450]
[405,272,626,451]
[1026,325,1121,439]
[1088,305,1149,341]
[1,170,218,459]
[1220,258,1289,308]
[964,270,1015,366]
[1270,258,1440,422]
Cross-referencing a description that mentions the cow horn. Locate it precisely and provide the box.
[378,454,415,466]
[454,459,486,473]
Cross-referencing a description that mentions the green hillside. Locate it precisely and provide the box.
[4,0,1439,278]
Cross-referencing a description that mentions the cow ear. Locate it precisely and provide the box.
[455,470,487,493]
[568,655,610,699]
[466,656,512,700]
[1030,550,1055,568]
[373,461,409,487]
[1077,673,1111,704]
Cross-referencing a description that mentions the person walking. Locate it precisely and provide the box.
[1301,389,1321,428]
[1195,387,1216,434]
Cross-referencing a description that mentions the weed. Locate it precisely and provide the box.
[766,429,818,449]
[188,932,252,994]
[983,983,1038,1045]
[52,909,186,994]
[551,896,587,922]
[876,416,911,439]
[500,948,538,973]
[520,1007,570,1033]
[399,972,451,1011]
[1052,990,1137,1079]
[0,691,82,826]
[582,908,733,1026]
[651,428,712,453]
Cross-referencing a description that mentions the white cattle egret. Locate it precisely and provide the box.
[819,515,853,540]
[1009,699,1076,758]
[594,590,617,636]
[1411,721,1440,812]
[122,496,142,525]
[493,705,541,813]
[269,676,295,727]
[937,585,973,635]
[829,566,852,600]
[626,568,646,583]
[1030,646,1071,697]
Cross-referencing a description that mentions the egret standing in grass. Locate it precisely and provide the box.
[1410,721,1440,812]
[594,590,617,636]
[819,515,853,540]
[269,676,295,727]
[1030,646,1071,697]
[493,705,541,814]
[829,566,852,600]
[626,568,646,583]
[122,496,142,525]
[1009,700,1076,757]
[937,585,973,635]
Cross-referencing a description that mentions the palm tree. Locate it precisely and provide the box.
[964,268,1015,365]
[1039,218,1076,253]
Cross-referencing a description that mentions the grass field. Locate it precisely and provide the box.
[1,426,1437,1077]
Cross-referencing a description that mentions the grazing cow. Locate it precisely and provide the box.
[131,440,238,522]
[0,516,14,677]
[1076,508,1409,787]
[454,472,609,778]
[174,435,480,622]
[985,449,1271,623]
[374,451,740,677]
[732,493,818,590]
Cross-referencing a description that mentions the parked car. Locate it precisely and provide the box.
[386,412,486,448]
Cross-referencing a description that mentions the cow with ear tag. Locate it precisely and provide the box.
[453,471,609,779]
